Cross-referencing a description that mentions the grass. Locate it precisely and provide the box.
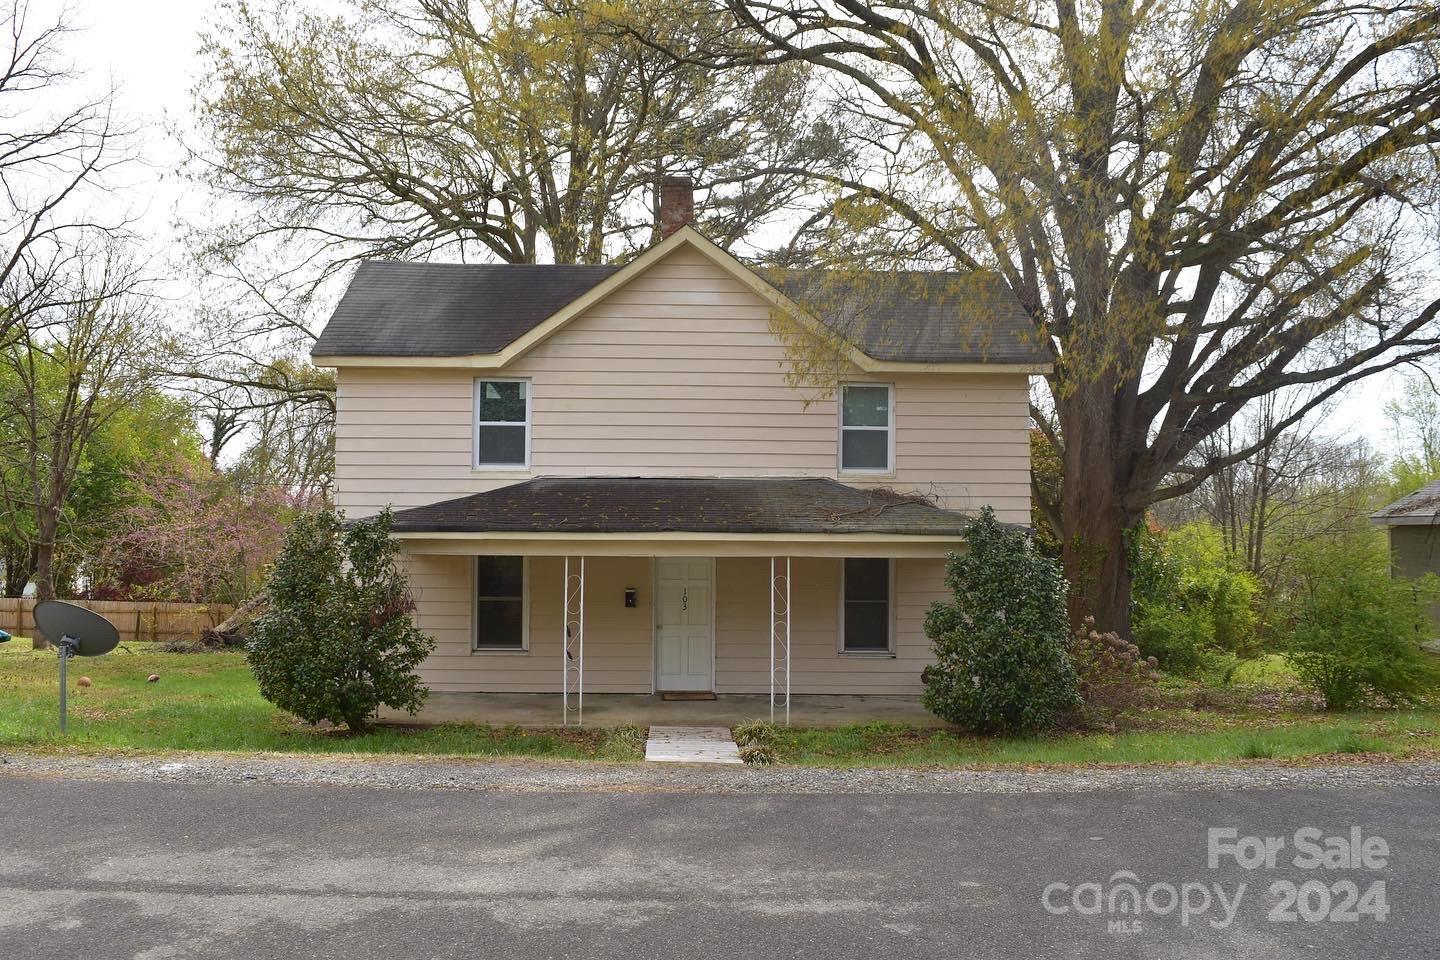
[0,638,644,761]
[1229,653,1302,687]
[2,637,1436,769]
[757,711,1440,769]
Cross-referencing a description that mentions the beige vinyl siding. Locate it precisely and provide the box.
[409,553,656,693]
[408,552,945,695]
[1387,525,1440,633]
[712,557,941,696]
[334,245,1031,522]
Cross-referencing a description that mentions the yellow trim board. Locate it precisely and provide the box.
[314,226,1052,375]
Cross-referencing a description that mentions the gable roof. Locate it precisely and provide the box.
[384,476,982,537]
[310,226,1051,370]
[769,268,1043,365]
[1372,478,1440,525]
[311,261,620,357]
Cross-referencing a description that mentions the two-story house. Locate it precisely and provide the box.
[312,178,1050,723]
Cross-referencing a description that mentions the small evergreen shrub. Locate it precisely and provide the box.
[248,508,435,731]
[922,507,1079,733]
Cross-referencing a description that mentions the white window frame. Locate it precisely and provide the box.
[837,557,896,656]
[473,377,532,471]
[472,555,530,653]
[837,382,895,475]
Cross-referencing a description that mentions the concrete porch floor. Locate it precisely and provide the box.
[379,692,949,729]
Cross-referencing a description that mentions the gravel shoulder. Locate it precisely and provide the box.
[3,748,1439,795]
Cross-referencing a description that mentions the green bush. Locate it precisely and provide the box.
[1132,599,1214,675]
[1275,531,1440,710]
[248,508,435,730]
[922,506,1078,733]
[1131,522,1259,676]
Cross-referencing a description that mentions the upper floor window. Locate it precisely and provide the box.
[475,378,530,468]
[839,383,893,472]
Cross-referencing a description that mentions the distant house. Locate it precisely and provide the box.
[310,177,1050,720]
[1371,478,1440,636]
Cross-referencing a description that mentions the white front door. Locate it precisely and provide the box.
[655,557,714,691]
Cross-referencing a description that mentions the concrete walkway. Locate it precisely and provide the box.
[381,692,946,729]
[643,725,743,764]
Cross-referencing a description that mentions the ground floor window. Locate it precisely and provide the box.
[841,557,892,653]
[474,555,526,650]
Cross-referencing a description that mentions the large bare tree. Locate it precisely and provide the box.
[0,0,130,345]
[191,0,843,268]
[696,0,1440,635]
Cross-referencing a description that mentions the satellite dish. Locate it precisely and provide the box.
[35,601,120,657]
[35,600,120,732]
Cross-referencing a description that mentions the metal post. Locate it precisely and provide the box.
[578,557,585,723]
[58,644,68,733]
[563,557,585,726]
[770,557,791,725]
[784,557,791,726]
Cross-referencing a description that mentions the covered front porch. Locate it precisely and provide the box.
[389,477,973,725]
[380,692,949,729]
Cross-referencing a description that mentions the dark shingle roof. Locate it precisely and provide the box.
[385,477,977,536]
[769,268,1046,364]
[311,256,1050,365]
[1372,478,1440,524]
[311,261,620,357]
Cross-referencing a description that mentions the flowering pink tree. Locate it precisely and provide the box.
[92,456,308,605]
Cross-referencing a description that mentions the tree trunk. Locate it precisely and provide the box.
[33,529,56,600]
[199,591,268,647]
[1061,490,1136,639]
[1057,385,1143,639]
[29,509,58,650]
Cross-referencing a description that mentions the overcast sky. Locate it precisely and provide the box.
[39,0,1414,454]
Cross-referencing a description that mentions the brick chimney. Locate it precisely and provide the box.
[657,175,695,238]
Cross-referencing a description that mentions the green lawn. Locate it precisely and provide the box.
[1228,653,1302,687]
[2,637,1436,768]
[761,712,1440,768]
[0,638,644,761]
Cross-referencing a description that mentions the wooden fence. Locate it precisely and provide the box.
[0,599,234,645]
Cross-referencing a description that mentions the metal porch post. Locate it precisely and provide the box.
[770,556,791,725]
[563,556,585,725]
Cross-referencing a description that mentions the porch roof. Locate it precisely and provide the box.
[386,477,979,537]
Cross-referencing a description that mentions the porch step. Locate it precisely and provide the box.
[644,725,743,765]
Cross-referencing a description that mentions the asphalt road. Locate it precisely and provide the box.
[1,775,1436,959]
